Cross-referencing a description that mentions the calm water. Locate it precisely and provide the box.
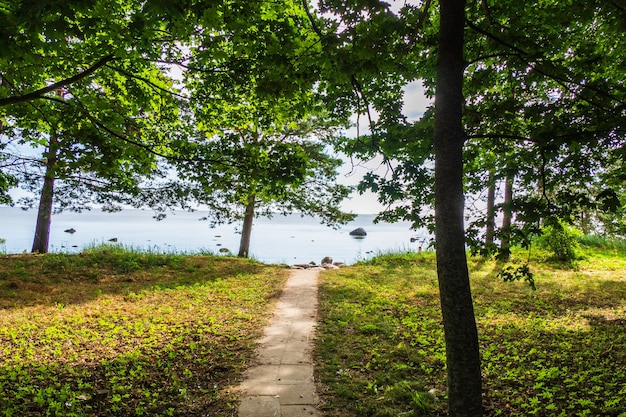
[0,207,428,265]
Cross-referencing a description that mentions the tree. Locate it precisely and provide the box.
[150,0,357,257]
[461,0,626,250]
[171,125,354,258]
[0,124,17,204]
[299,1,485,414]
[0,0,190,252]
[432,0,483,415]
[309,1,624,415]
[349,0,625,250]
[4,58,181,253]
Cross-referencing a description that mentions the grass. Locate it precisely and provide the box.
[0,246,289,416]
[314,246,626,417]
[2,242,625,417]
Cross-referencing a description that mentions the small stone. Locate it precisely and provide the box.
[427,388,439,400]
[349,227,367,236]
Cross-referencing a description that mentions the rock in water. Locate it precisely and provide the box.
[349,227,367,236]
[64,228,76,234]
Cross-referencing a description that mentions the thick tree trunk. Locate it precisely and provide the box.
[432,0,483,416]
[484,171,496,252]
[31,134,59,254]
[238,194,256,258]
[499,176,513,260]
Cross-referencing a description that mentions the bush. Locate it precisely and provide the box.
[536,221,582,263]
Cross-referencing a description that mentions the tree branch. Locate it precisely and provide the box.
[301,0,325,39]
[0,55,115,107]
[467,133,532,142]
[406,0,434,47]
[105,63,189,100]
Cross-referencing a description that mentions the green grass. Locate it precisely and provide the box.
[315,247,626,417]
[0,248,289,416]
[2,243,625,417]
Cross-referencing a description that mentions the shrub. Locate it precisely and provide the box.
[536,220,582,263]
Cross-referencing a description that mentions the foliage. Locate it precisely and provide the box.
[536,221,583,264]
[0,0,186,253]
[577,234,626,252]
[151,2,360,255]
[316,250,626,416]
[311,1,433,229]
[0,250,288,416]
[497,263,536,291]
[168,121,356,229]
[0,137,17,204]
[323,0,626,248]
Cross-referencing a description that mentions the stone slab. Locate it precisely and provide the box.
[238,396,280,417]
[279,405,320,417]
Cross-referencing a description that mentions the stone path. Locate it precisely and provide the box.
[237,268,321,417]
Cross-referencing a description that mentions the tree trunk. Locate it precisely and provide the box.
[484,170,496,253]
[31,134,59,254]
[499,176,513,260]
[432,0,483,416]
[238,194,256,258]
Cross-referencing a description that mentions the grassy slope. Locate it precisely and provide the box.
[315,247,626,417]
[0,247,289,417]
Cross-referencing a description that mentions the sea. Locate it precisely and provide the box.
[0,207,429,265]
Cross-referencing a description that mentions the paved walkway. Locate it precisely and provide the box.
[237,268,321,417]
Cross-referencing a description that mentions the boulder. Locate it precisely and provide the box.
[321,256,333,265]
[349,227,367,236]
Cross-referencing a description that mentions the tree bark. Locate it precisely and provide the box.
[238,194,256,258]
[500,175,513,260]
[484,170,496,252]
[432,0,483,416]
[31,134,59,254]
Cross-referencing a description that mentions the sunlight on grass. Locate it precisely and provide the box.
[315,248,626,417]
[0,250,288,416]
